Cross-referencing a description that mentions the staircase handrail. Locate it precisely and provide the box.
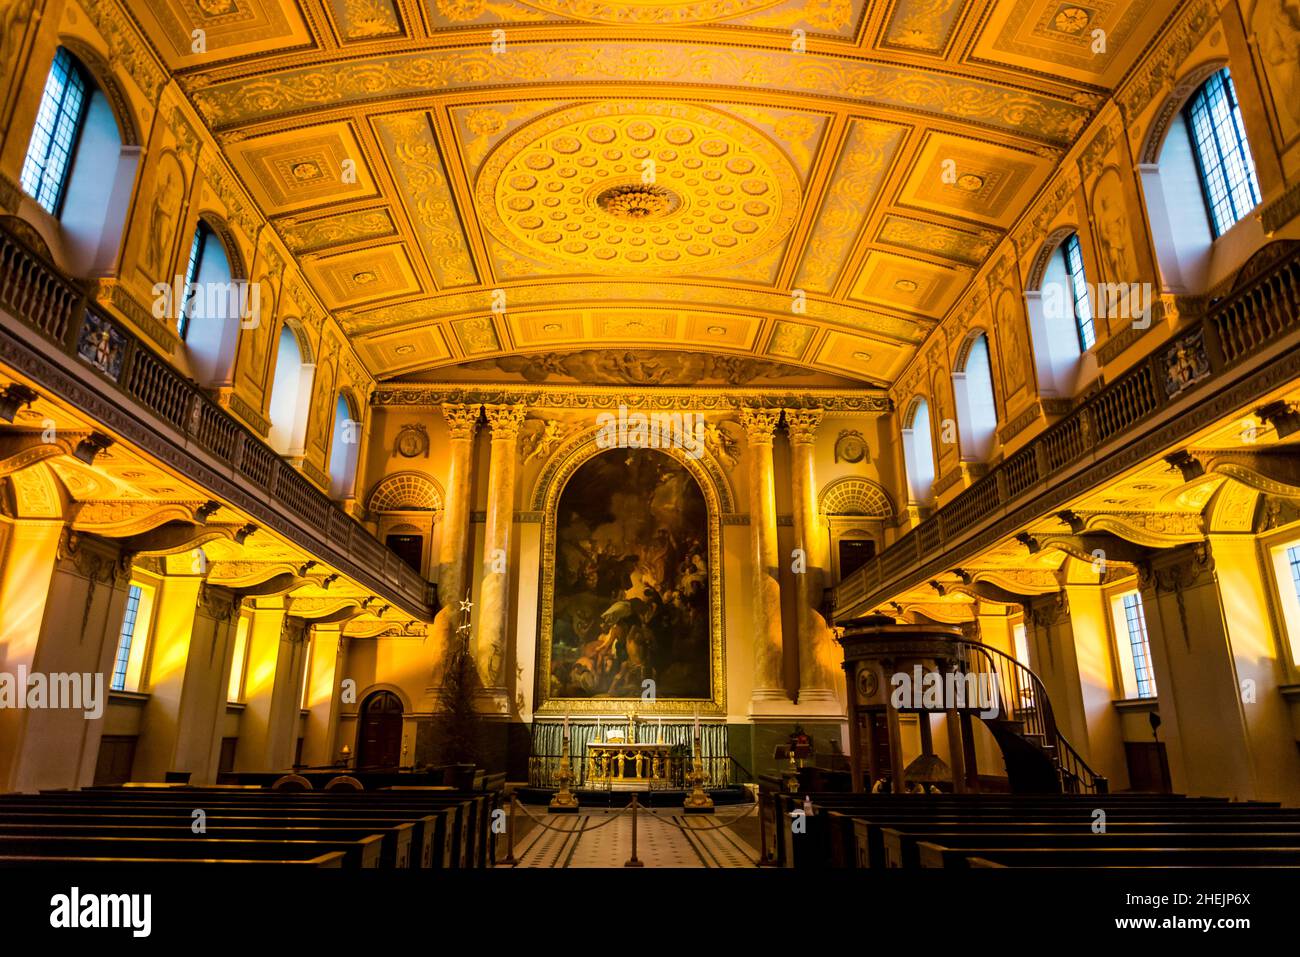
[949,637,1108,795]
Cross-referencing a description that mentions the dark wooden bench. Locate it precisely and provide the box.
[17,789,482,868]
[919,842,1300,868]
[0,834,384,868]
[0,852,346,869]
[885,828,1300,868]
[0,820,415,868]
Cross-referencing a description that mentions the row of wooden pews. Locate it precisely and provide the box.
[765,792,1300,869]
[0,785,500,870]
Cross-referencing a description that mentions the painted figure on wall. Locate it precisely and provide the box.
[1254,0,1300,142]
[548,448,710,701]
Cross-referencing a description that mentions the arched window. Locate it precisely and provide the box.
[901,398,935,504]
[328,393,360,500]
[267,324,313,456]
[953,333,997,461]
[178,220,242,388]
[1028,231,1096,397]
[1140,66,1263,294]
[19,47,136,275]
[1061,233,1095,351]
[1185,69,1262,239]
[20,49,89,216]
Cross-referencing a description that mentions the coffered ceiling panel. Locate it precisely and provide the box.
[105,0,1189,386]
[968,0,1180,87]
[895,131,1054,229]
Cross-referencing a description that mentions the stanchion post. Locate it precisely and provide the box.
[624,792,644,867]
[503,793,518,866]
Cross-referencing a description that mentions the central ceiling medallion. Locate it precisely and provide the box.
[596,184,681,220]
[477,101,801,275]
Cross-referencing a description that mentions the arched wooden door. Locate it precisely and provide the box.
[356,691,403,768]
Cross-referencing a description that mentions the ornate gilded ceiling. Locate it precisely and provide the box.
[116,0,1182,385]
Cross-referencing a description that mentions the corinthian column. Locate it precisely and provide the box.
[435,403,480,647]
[785,408,838,709]
[475,403,526,709]
[741,408,787,707]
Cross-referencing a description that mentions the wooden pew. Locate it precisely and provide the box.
[918,842,1300,868]
[0,808,437,869]
[17,790,479,868]
[885,828,1300,868]
[0,821,415,868]
[0,834,385,868]
[3,790,467,868]
[0,852,346,869]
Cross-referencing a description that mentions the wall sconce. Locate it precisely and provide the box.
[73,432,113,465]
[0,383,37,423]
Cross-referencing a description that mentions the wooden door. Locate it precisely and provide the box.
[357,691,404,768]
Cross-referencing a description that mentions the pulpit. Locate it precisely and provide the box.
[585,742,677,790]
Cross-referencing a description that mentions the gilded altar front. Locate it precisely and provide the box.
[585,742,679,790]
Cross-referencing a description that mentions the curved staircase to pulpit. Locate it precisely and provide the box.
[952,639,1107,795]
[837,616,1108,796]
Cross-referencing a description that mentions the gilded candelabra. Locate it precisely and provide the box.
[550,731,580,811]
[683,734,714,811]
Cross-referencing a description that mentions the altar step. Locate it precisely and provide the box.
[513,785,754,808]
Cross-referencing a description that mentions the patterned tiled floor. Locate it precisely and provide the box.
[511,807,758,868]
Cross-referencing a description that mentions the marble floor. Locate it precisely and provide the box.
[508,806,759,868]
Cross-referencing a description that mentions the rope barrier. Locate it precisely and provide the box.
[641,801,759,832]
[510,798,632,834]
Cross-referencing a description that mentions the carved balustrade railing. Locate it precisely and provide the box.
[834,240,1300,619]
[0,219,437,617]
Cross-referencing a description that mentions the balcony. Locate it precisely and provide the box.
[834,239,1300,620]
[0,218,437,619]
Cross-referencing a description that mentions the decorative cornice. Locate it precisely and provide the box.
[374,384,890,414]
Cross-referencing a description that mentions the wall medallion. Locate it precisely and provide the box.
[834,429,868,463]
[394,423,429,458]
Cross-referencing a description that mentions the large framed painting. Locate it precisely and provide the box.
[536,444,724,714]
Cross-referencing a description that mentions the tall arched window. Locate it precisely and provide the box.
[953,333,997,461]
[178,220,241,388]
[1140,66,1263,294]
[1185,69,1262,238]
[1028,231,1096,397]
[267,324,313,457]
[328,393,360,500]
[20,48,89,216]
[20,47,136,275]
[901,398,935,504]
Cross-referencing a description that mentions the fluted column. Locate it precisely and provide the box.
[433,404,479,654]
[785,408,837,707]
[741,408,787,706]
[475,403,526,708]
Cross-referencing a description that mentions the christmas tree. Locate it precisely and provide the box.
[433,591,481,766]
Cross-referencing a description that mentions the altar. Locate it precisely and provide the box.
[586,742,679,790]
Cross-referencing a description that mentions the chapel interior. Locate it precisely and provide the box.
[2,0,1300,874]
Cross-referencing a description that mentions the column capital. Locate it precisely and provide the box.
[484,403,527,441]
[441,403,481,440]
[739,408,780,443]
[783,408,824,446]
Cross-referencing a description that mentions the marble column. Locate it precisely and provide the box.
[475,403,526,710]
[433,403,479,652]
[741,408,787,707]
[236,600,305,773]
[301,625,345,767]
[785,408,837,708]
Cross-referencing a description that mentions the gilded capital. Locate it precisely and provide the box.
[484,403,527,441]
[783,408,823,446]
[739,408,780,444]
[442,403,481,440]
